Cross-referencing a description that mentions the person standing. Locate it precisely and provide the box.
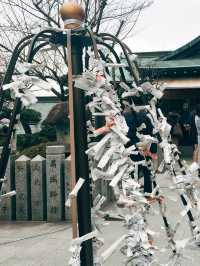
[94,107,156,198]
[167,111,182,146]
[123,108,157,198]
[180,103,193,145]
[192,104,200,177]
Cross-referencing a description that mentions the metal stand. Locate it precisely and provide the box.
[71,35,93,266]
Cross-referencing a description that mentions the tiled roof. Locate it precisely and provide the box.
[131,35,200,72]
[139,58,200,69]
[160,35,200,60]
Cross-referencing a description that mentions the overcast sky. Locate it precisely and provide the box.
[124,0,200,52]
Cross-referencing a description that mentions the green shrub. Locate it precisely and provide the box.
[20,108,41,124]
[17,125,57,151]
[17,141,70,158]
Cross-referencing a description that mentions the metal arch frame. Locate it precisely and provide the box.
[97,49,119,88]
[28,40,67,100]
[85,27,133,84]
[0,28,95,266]
[27,28,61,62]
[2,35,34,84]
[0,29,61,191]
[97,48,124,90]
[0,28,143,266]
[26,28,137,100]
[100,34,139,84]
[97,40,128,84]
[97,49,110,75]
[0,29,140,199]
[24,28,134,87]
[28,41,50,60]
[0,28,73,195]
[26,29,86,101]
[98,32,140,86]
[122,41,142,79]
[31,42,66,101]
[0,35,34,110]
[98,33,137,64]
[0,35,36,192]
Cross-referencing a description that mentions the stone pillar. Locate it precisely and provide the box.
[15,155,31,220]
[31,155,46,221]
[46,146,65,222]
[65,156,71,221]
[0,147,15,220]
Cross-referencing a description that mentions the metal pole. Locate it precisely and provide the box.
[70,35,94,266]
[0,99,21,190]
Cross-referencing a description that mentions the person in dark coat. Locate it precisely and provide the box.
[191,104,200,177]
[123,108,156,195]
[167,111,182,146]
[180,103,193,145]
[95,103,157,197]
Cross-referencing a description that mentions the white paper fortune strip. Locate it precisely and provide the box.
[101,96,119,112]
[0,190,16,200]
[16,62,41,74]
[109,164,128,188]
[107,158,128,176]
[121,91,138,98]
[69,178,85,197]
[97,146,118,169]
[86,133,112,155]
[111,126,130,144]
[72,230,98,246]
[68,245,81,266]
[94,196,106,211]
[188,162,199,174]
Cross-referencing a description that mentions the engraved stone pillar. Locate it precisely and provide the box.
[31,155,46,221]
[15,155,31,220]
[46,146,65,222]
[0,147,15,220]
[65,156,71,221]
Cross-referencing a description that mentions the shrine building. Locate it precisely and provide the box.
[135,35,200,114]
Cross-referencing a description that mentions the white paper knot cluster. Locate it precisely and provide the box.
[75,58,157,265]
[3,63,53,107]
[70,55,200,265]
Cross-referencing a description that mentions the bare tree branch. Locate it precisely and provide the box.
[0,0,153,100]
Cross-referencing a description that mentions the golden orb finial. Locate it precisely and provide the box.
[60,2,85,29]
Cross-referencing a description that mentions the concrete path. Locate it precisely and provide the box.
[1,173,200,265]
